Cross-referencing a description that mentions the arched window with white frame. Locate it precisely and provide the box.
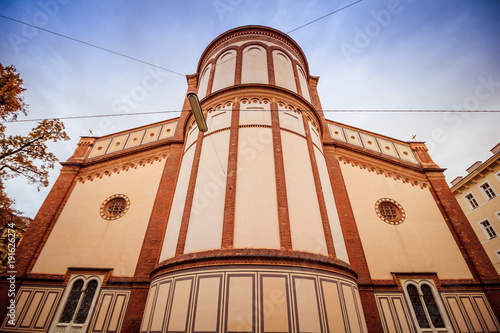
[403,280,453,333]
[50,275,102,333]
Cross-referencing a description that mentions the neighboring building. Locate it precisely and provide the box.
[451,143,500,275]
[1,26,499,333]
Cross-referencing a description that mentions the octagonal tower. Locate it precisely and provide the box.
[141,26,366,332]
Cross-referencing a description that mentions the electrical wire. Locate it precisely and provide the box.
[0,14,185,77]
[2,109,498,124]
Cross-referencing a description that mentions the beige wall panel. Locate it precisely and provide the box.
[242,45,268,84]
[309,122,322,152]
[33,159,167,276]
[34,291,58,329]
[342,284,363,333]
[143,126,161,144]
[240,99,271,126]
[160,122,177,140]
[150,282,171,331]
[262,276,290,332]
[160,145,196,261]
[360,133,381,153]
[380,298,398,333]
[475,296,499,332]
[339,163,473,280]
[108,134,129,153]
[462,297,483,332]
[314,148,349,263]
[140,285,157,332]
[94,294,112,332]
[296,65,311,102]
[377,138,398,157]
[184,131,229,253]
[345,128,363,147]
[281,132,328,255]
[185,125,199,152]
[234,128,280,249]
[20,291,43,328]
[293,277,322,333]
[272,50,297,92]
[124,130,145,149]
[108,294,127,331]
[226,275,254,331]
[197,64,211,99]
[321,280,345,332]
[208,110,230,132]
[212,50,236,93]
[193,276,221,332]
[278,110,304,136]
[167,278,193,332]
[88,138,111,158]
[393,297,413,333]
[328,123,346,142]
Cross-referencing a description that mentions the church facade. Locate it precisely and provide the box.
[1,25,499,333]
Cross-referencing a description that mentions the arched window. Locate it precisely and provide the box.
[51,276,101,333]
[404,281,450,333]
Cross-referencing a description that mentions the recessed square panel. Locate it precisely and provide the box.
[107,134,129,153]
[124,130,145,149]
[360,133,381,152]
[344,129,362,147]
[143,126,161,144]
[328,124,346,142]
[395,143,418,163]
[377,138,398,157]
[160,121,177,140]
[88,139,111,158]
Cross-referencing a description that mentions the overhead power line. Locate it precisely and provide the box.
[0,14,185,77]
[2,109,499,124]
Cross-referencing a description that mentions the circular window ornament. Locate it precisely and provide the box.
[100,194,130,220]
[375,198,405,225]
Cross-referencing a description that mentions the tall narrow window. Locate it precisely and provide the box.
[51,276,101,333]
[465,193,479,209]
[404,281,450,333]
[480,182,496,200]
[481,220,497,239]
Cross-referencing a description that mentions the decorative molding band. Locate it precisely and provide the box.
[338,156,429,189]
[77,154,168,183]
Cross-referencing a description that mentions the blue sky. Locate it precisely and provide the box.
[1,0,499,217]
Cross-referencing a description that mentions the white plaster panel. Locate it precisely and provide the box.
[360,133,381,153]
[241,45,268,84]
[239,98,272,126]
[88,138,111,158]
[293,277,321,332]
[207,109,231,133]
[142,126,161,144]
[328,124,346,142]
[377,138,399,157]
[273,50,297,92]
[167,279,192,332]
[395,143,418,163]
[297,65,311,102]
[234,128,281,249]
[212,50,236,93]
[309,122,322,151]
[184,131,230,253]
[32,159,167,276]
[160,146,196,261]
[314,147,349,263]
[279,110,304,136]
[159,121,177,140]
[344,128,363,147]
[281,131,328,255]
[339,162,474,280]
[124,130,145,149]
[185,124,199,152]
[107,134,129,154]
[197,63,211,99]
